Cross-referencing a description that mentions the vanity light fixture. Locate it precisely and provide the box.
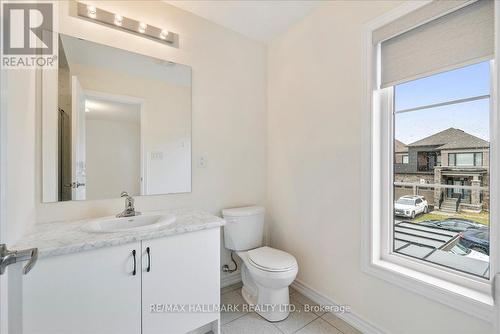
[114,14,123,27]
[76,2,178,47]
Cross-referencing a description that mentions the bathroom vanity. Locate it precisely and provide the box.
[9,29,223,334]
[15,209,224,334]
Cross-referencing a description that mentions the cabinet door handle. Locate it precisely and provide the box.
[146,247,151,272]
[132,250,137,276]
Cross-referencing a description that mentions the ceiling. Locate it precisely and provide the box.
[164,0,323,42]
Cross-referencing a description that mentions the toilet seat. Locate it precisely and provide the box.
[248,246,297,272]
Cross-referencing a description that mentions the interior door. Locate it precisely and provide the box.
[0,64,24,334]
[71,76,87,200]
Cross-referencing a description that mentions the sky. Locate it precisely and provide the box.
[394,61,490,144]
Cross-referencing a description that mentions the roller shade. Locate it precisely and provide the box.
[373,0,471,44]
[379,0,494,88]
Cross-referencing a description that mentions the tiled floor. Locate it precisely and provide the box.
[220,283,362,334]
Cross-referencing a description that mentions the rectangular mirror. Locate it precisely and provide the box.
[42,34,192,202]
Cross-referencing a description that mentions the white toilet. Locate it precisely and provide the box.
[222,206,298,322]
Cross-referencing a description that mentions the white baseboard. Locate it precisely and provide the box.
[221,271,241,288]
[220,273,384,333]
[291,279,386,334]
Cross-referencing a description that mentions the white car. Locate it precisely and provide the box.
[394,195,428,219]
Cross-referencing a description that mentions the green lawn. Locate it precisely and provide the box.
[412,211,490,226]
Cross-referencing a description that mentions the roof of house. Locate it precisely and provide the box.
[408,128,489,150]
[395,139,408,153]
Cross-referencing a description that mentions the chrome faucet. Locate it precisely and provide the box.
[117,191,140,218]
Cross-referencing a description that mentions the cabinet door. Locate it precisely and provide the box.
[142,228,220,334]
[23,242,142,334]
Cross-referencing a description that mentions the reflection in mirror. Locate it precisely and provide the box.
[43,34,191,202]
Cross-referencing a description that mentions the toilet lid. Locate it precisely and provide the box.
[248,246,297,272]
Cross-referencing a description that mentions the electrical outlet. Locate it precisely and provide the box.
[198,155,207,168]
[151,151,164,160]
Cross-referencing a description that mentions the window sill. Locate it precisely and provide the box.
[362,257,496,323]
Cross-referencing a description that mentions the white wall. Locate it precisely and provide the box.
[9,0,267,282]
[267,1,493,334]
[2,70,37,244]
[86,116,141,200]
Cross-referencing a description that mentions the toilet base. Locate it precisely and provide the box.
[241,285,256,306]
[257,286,291,322]
[240,264,292,322]
[241,285,291,322]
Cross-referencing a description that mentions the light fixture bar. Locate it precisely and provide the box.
[76,2,178,46]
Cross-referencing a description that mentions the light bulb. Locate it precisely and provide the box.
[114,14,123,26]
[160,29,168,40]
[138,22,147,34]
[87,5,96,19]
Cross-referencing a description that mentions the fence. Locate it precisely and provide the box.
[393,182,489,212]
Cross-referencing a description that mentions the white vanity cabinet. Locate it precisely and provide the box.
[22,228,220,334]
[142,228,220,334]
[23,241,142,334]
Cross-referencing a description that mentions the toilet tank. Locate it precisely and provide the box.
[222,206,265,251]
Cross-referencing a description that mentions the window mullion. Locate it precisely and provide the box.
[395,94,490,114]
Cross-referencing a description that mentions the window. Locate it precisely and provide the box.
[456,153,472,166]
[363,0,497,313]
[416,152,439,171]
[402,154,409,164]
[456,153,475,166]
[393,62,490,279]
[449,153,455,166]
[449,152,484,166]
[475,152,483,167]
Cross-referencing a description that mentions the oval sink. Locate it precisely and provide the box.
[82,214,176,233]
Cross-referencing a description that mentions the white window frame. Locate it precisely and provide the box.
[402,154,409,164]
[361,1,500,324]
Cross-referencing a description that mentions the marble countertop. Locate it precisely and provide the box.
[13,208,225,259]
